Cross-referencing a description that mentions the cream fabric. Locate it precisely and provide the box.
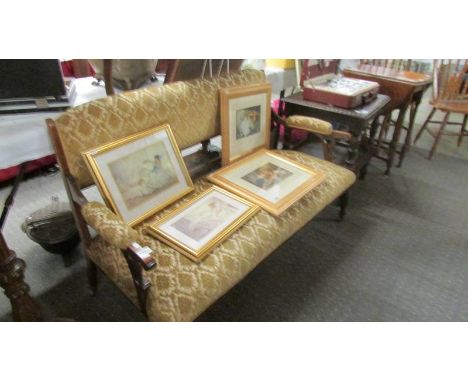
[54,69,266,188]
[86,150,356,321]
[286,115,333,135]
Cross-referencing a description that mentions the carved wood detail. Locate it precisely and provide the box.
[0,233,42,321]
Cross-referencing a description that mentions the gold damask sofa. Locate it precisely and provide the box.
[47,69,356,321]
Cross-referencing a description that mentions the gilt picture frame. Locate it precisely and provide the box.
[220,83,272,166]
[82,124,194,226]
[146,186,260,262]
[207,149,326,216]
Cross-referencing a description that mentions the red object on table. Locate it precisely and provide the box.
[301,59,379,109]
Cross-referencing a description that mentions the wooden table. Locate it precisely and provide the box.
[343,65,432,174]
[281,92,390,178]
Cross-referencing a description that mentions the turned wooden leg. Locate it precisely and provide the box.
[458,114,468,147]
[428,112,450,160]
[86,257,98,296]
[339,191,349,221]
[0,233,42,321]
[414,107,436,145]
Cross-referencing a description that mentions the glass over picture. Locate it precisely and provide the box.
[236,105,261,139]
[241,162,293,190]
[108,141,178,210]
[170,195,239,242]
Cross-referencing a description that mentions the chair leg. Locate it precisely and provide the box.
[414,107,436,145]
[428,112,450,160]
[458,114,468,147]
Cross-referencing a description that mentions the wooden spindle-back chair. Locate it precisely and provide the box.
[164,59,244,84]
[414,59,468,159]
[360,59,412,72]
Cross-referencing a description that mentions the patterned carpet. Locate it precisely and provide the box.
[1,142,467,321]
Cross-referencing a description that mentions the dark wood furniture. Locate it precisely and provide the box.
[0,232,42,321]
[0,164,43,321]
[280,92,390,179]
[343,64,432,174]
[414,59,468,159]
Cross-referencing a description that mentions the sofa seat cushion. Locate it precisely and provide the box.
[87,150,356,321]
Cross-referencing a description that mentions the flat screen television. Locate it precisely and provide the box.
[0,59,69,113]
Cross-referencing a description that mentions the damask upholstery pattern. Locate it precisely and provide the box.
[285,115,333,135]
[81,201,139,250]
[85,150,356,321]
[54,69,266,188]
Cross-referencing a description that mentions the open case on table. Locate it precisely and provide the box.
[301,59,380,109]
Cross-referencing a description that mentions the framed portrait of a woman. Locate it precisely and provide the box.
[82,124,193,226]
[146,186,259,262]
[220,83,272,165]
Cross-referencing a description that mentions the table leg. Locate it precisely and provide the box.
[398,93,422,167]
[386,104,408,175]
[369,115,382,142]
[345,126,362,169]
[358,116,381,180]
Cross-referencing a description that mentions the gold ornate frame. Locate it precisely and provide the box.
[82,124,194,227]
[220,82,272,166]
[207,149,326,216]
[146,186,260,262]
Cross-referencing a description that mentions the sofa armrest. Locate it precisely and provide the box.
[81,201,156,270]
[81,200,156,315]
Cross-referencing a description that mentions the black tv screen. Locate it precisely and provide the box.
[0,59,66,100]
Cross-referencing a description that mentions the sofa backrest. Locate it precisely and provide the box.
[53,69,266,188]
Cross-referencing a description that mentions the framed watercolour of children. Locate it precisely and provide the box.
[220,83,272,165]
[82,124,194,226]
[207,149,326,216]
[146,186,259,262]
